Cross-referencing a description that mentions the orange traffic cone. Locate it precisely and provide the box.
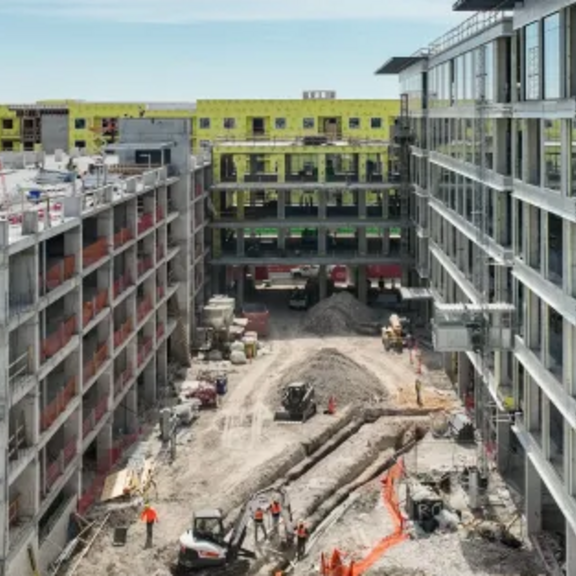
[327,396,336,415]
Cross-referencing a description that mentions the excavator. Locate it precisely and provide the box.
[175,487,294,575]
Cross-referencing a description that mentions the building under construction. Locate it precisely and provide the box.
[380,0,576,571]
[208,91,414,305]
[0,118,211,574]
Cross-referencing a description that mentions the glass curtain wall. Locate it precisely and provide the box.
[525,22,540,100]
[543,13,561,99]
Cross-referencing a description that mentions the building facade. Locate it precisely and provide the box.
[0,118,210,575]
[0,96,396,157]
[380,1,576,571]
[207,97,412,304]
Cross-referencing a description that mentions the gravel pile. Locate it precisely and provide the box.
[302,292,378,336]
[271,347,387,407]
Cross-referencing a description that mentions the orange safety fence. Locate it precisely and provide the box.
[83,237,108,268]
[40,376,77,431]
[137,297,153,323]
[82,289,109,327]
[113,272,132,299]
[321,459,407,576]
[45,436,77,492]
[113,227,133,249]
[114,318,133,348]
[82,395,109,438]
[40,255,76,293]
[83,342,109,384]
[138,212,154,234]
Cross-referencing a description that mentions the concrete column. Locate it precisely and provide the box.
[236,229,245,256]
[277,190,286,219]
[126,386,138,433]
[382,192,389,219]
[358,228,367,256]
[358,190,366,219]
[525,376,541,433]
[524,121,540,186]
[565,322,576,397]
[541,302,550,367]
[526,291,540,350]
[142,362,156,407]
[541,211,549,276]
[357,266,367,304]
[97,421,112,471]
[496,412,511,472]
[318,265,327,300]
[541,395,551,459]
[236,272,245,308]
[525,458,542,535]
[318,227,326,256]
[278,228,286,251]
[318,189,327,219]
[382,229,390,256]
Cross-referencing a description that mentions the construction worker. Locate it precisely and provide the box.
[253,506,267,542]
[295,520,309,560]
[415,378,423,407]
[141,503,159,548]
[269,500,282,533]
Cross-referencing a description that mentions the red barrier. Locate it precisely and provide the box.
[113,227,133,249]
[137,212,154,234]
[40,255,76,293]
[113,272,132,300]
[40,376,77,431]
[83,238,108,268]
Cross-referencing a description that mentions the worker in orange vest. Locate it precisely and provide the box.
[268,499,282,533]
[295,520,309,560]
[141,503,159,548]
[253,506,267,542]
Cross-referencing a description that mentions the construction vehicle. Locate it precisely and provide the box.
[274,382,317,422]
[176,488,294,575]
[381,314,411,352]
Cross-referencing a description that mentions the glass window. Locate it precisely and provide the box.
[571,120,576,196]
[199,118,210,129]
[349,118,360,129]
[525,22,540,100]
[275,118,286,129]
[370,118,382,129]
[223,118,235,129]
[303,118,314,129]
[464,51,473,101]
[74,140,86,149]
[485,42,495,102]
[456,56,465,102]
[74,118,86,130]
[544,119,561,190]
[543,13,561,99]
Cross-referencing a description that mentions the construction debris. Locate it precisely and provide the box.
[302,292,379,336]
[271,348,387,407]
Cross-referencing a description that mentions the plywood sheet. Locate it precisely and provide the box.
[100,468,132,502]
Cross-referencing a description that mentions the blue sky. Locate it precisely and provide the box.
[0,0,464,102]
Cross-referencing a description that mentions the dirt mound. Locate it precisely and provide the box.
[270,348,387,407]
[302,292,378,336]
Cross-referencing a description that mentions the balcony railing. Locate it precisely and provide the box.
[82,289,108,327]
[114,364,133,398]
[137,256,154,277]
[113,227,133,250]
[82,396,109,438]
[40,376,76,432]
[45,437,77,493]
[8,419,28,463]
[82,238,108,268]
[9,349,33,390]
[41,316,76,362]
[137,337,153,367]
[83,343,109,384]
[40,255,75,294]
[137,212,154,235]
[113,272,133,300]
[137,297,153,323]
[113,319,133,348]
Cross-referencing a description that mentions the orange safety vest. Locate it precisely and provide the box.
[270,502,281,516]
[141,507,158,524]
[296,524,308,538]
[254,508,264,522]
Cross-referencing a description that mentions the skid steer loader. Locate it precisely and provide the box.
[274,382,317,423]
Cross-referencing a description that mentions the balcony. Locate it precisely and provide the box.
[243,173,279,183]
[137,297,153,324]
[82,238,108,269]
[82,396,109,438]
[45,437,77,493]
[113,319,133,348]
[82,289,108,328]
[40,316,76,363]
[114,364,133,398]
[137,212,154,235]
[137,337,154,367]
[137,256,154,278]
[113,228,133,250]
[40,376,76,432]
[83,343,109,384]
[113,272,133,300]
[9,349,33,400]
[8,415,31,473]
[40,256,75,295]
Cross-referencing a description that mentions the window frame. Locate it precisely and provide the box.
[370,117,382,129]
[302,117,315,129]
[74,140,86,149]
[349,118,360,129]
[199,117,211,129]
[2,119,14,130]
[223,118,236,130]
[74,118,86,130]
[275,117,286,130]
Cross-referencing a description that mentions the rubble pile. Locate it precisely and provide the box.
[272,348,387,406]
[302,292,378,336]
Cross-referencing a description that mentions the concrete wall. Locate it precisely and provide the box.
[40,116,69,154]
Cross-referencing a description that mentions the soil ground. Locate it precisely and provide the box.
[70,289,535,576]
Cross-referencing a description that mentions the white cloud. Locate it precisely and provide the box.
[2,0,462,24]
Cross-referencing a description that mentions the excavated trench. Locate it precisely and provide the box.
[171,407,430,576]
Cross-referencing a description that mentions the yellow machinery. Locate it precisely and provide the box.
[382,314,404,352]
